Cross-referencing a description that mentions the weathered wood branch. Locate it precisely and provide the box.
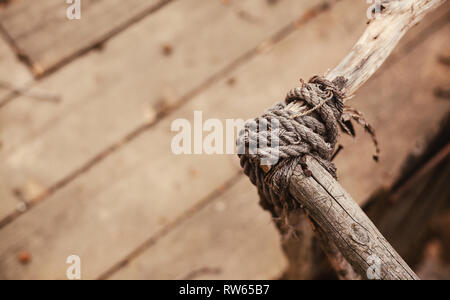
[312,219,363,280]
[274,0,446,280]
[287,0,446,115]
[290,157,419,280]
[329,0,446,94]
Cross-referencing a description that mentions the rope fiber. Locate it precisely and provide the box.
[238,76,360,217]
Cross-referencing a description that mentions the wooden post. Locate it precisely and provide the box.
[266,0,446,280]
[290,157,419,280]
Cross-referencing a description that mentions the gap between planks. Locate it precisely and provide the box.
[3,0,446,229]
[0,0,446,278]
[104,4,450,279]
[0,0,175,106]
[82,11,449,279]
[97,172,243,280]
[0,0,176,79]
[0,0,337,230]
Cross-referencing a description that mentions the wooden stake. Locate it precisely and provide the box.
[272,0,446,280]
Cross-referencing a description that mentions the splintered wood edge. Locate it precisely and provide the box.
[289,0,446,114]
[327,0,447,95]
[259,0,446,279]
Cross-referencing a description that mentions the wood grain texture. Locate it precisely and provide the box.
[367,144,450,268]
[0,0,324,223]
[283,0,447,280]
[0,0,447,280]
[110,176,287,280]
[0,0,371,279]
[0,0,169,76]
[290,157,418,280]
[335,17,450,204]
[328,0,447,94]
[0,35,32,221]
[267,2,450,279]
[0,35,32,101]
[313,225,362,280]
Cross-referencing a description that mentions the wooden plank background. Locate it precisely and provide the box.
[0,34,32,221]
[0,0,322,225]
[0,35,32,102]
[0,0,170,76]
[0,0,448,279]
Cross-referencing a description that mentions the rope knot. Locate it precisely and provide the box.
[238,76,376,213]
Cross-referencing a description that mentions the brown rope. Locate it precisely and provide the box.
[237,76,378,218]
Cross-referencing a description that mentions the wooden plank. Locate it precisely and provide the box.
[113,10,450,279]
[0,0,169,76]
[0,0,448,280]
[0,0,325,221]
[110,176,287,280]
[0,35,32,221]
[0,168,19,223]
[0,35,32,101]
[0,0,370,279]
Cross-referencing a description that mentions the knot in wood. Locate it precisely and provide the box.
[351,223,370,245]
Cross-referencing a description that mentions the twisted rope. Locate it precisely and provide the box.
[238,76,349,215]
